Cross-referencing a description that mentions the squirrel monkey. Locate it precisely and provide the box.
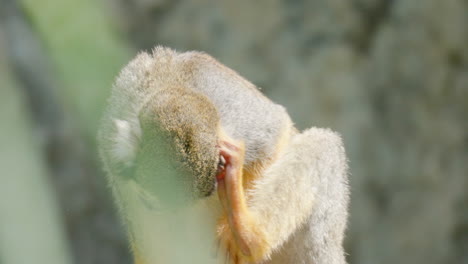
[98,47,349,264]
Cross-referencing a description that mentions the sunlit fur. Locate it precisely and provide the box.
[98,47,349,264]
[249,128,349,263]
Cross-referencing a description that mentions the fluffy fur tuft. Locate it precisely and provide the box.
[111,119,141,166]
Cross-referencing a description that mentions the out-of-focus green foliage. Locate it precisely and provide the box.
[0,44,72,264]
[20,0,131,137]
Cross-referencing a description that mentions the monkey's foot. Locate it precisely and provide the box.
[216,139,269,263]
[217,217,247,264]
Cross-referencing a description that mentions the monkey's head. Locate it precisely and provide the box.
[106,87,220,207]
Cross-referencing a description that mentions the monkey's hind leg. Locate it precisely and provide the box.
[216,139,269,264]
[217,128,349,264]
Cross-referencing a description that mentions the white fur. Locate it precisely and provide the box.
[111,118,141,165]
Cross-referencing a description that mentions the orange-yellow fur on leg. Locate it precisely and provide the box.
[217,214,270,263]
[216,139,271,263]
[215,125,293,263]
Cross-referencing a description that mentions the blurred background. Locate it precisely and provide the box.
[0,0,467,263]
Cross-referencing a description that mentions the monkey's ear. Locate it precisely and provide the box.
[111,118,142,167]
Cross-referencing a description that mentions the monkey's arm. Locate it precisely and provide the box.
[218,127,349,263]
